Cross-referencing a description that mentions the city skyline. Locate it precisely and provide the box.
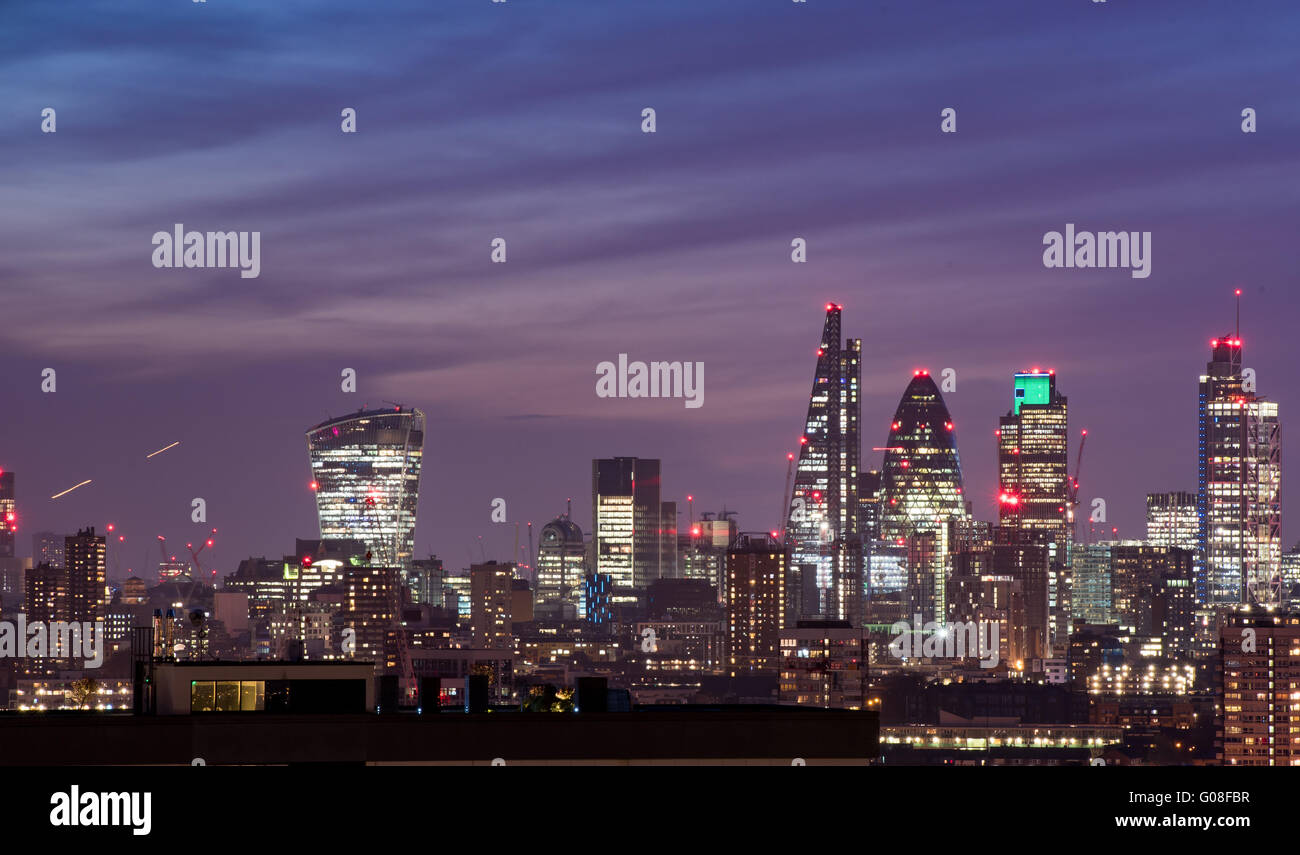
[1,296,1295,576]
[3,0,1298,573]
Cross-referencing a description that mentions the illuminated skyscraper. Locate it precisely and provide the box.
[786,304,861,621]
[880,370,966,624]
[1071,544,1114,626]
[1146,491,1198,551]
[997,371,1069,550]
[592,457,669,594]
[306,407,425,569]
[1198,334,1281,605]
[535,514,586,617]
[0,470,14,559]
[997,370,1070,645]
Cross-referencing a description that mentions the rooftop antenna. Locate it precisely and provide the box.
[566,497,572,518]
[1235,288,1242,339]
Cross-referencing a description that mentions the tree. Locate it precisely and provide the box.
[69,677,99,709]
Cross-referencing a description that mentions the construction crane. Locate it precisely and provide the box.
[358,494,417,707]
[1068,429,1088,545]
[185,528,218,579]
[778,452,795,542]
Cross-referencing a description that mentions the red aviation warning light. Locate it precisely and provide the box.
[309,481,319,491]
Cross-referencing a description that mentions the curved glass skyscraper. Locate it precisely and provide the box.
[880,371,966,536]
[306,406,425,569]
[880,371,966,624]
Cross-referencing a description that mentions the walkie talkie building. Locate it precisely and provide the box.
[306,407,425,569]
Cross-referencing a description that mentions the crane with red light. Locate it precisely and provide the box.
[778,453,795,543]
[185,528,218,578]
[1068,429,1088,545]
[356,493,417,707]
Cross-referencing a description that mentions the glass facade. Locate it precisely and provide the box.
[535,516,586,613]
[591,457,665,596]
[786,305,860,620]
[880,372,966,624]
[306,407,424,569]
[998,372,1069,551]
[1146,491,1198,551]
[1198,338,1281,605]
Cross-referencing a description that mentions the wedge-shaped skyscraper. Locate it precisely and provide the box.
[307,406,425,569]
[786,304,861,621]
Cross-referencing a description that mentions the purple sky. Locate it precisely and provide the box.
[2,0,1298,578]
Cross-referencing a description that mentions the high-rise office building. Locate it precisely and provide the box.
[997,371,1071,646]
[726,532,787,676]
[1219,608,1300,766]
[1281,544,1300,603]
[660,500,678,580]
[997,371,1070,550]
[991,538,1051,660]
[1109,544,1195,644]
[535,514,586,617]
[0,470,14,559]
[786,304,860,621]
[65,527,107,622]
[1071,544,1114,626]
[592,457,669,593]
[680,510,736,603]
[880,370,966,625]
[408,555,444,606]
[1198,333,1281,605]
[1147,491,1199,551]
[306,407,425,569]
[857,470,882,542]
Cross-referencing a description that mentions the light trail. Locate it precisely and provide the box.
[146,441,180,459]
[50,479,92,499]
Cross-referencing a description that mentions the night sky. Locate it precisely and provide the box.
[2,0,1297,579]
